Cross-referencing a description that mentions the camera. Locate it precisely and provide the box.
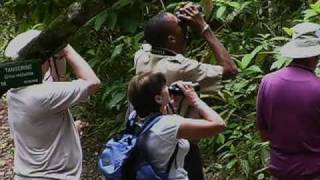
[169,82,200,95]
[175,3,203,35]
[175,3,203,16]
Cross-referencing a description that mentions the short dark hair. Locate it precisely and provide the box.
[144,12,172,48]
[128,72,166,117]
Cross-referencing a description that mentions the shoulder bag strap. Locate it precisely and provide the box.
[166,143,179,173]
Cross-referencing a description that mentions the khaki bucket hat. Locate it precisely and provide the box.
[280,22,320,59]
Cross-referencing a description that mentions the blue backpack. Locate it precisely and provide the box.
[98,112,178,180]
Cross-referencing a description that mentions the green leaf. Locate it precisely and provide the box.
[217,134,225,144]
[227,2,240,9]
[111,44,124,60]
[240,45,264,69]
[86,49,95,56]
[303,9,318,20]
[270,54,291,70]
[240,2,251,10]
[94,10,108,31]
[107,12,118,30]
[108,92,126,108]
[311,2,320,13]
[240,160,250,177]
[282,27,293,36]
[232,80,249,92]
[226,159,237,169]
[221,153,234,160]
[257,173,265,179]
[213,163,223,170]
[246,65,262,73]
[216,6,226,19]
[315,67,320,76]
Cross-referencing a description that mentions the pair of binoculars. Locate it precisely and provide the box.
[168,82,200,95]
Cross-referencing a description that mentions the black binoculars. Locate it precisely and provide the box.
[169,82,200,95]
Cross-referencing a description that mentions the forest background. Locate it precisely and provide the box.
[1,0,320,179]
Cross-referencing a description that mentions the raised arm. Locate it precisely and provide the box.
[177,4,238,79]
[61,45,101,95]
[174,82,226,140]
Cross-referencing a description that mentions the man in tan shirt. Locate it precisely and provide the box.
[134,4,238,180]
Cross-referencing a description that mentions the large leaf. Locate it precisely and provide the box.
[226,159,237,169]
[311,2,320,13]
[282,27,293,36]
[111,44,124,60]
[216,6,226,19]
[240,45,264,70]
[270,54,291,70]
[107,92,126,109]
[106,11,118,30]
[226,2,240,9]
[94,10,108,31]
[303,9,319,20]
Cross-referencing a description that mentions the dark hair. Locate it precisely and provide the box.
[128,72,166,117]
[144,12,172,48]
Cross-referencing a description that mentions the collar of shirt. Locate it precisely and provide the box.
[151,47,177,56]
[288,64,315,73]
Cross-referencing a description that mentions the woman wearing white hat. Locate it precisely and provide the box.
[5,30,100,180]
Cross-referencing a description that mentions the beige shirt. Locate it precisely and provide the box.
[134,44,223,117]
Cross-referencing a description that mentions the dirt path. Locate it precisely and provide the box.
[0,99,14,179]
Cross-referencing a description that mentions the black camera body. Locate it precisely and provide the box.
[175,4,203,36]
[169,82,200,95]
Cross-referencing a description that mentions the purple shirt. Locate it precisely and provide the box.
[257,66,320,179]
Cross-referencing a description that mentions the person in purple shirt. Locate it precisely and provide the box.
[257,22,320,180]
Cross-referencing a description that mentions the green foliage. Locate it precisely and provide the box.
[304,2,320,21]
[0,7,16,62]
[2,0,320,179]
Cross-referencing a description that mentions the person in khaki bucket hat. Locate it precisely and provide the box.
[132,3,238,180]
[280,22,320,59]
[257,22,320,180]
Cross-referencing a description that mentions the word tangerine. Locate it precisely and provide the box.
[4,64,33,73]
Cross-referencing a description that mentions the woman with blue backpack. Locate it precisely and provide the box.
[129,72,225,179]
[98,72,225,180]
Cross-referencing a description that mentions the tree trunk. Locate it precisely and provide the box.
[17,0,114,61]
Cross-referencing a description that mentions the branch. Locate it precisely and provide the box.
[17,0,112,61]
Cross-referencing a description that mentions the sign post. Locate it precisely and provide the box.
[0,60,42,91]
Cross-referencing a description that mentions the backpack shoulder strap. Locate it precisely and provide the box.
[166,143,179,173]
[126,110,137,129]
[139,113,162,136]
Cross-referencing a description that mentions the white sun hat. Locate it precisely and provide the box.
[4,30,41,59]
[280,22,320,59]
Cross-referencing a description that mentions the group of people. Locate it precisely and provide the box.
[4,2,320,180]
